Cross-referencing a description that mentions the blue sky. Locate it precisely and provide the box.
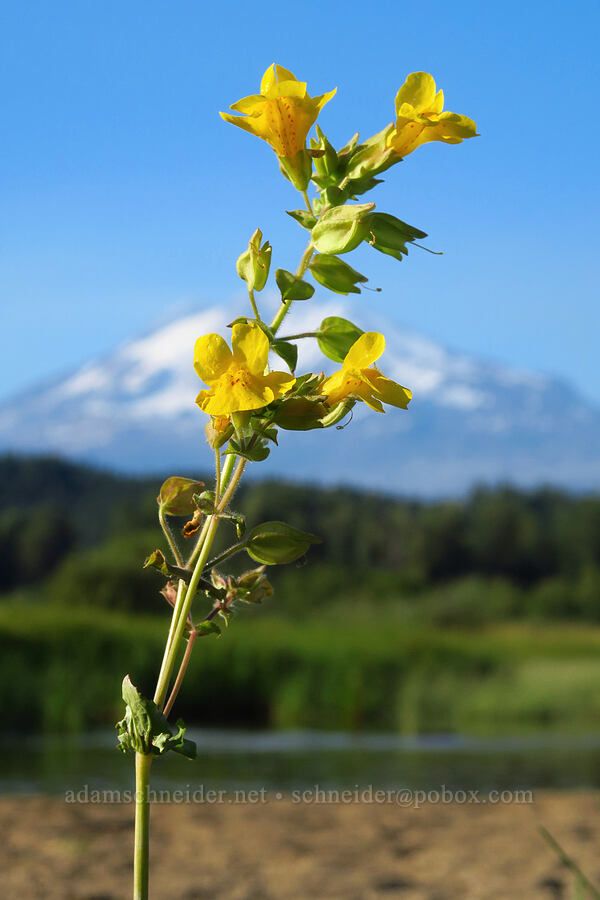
[2,0,599,403]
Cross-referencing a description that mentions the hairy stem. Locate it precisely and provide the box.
[159,507,183,567]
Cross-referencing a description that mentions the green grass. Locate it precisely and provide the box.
[2,602,600,736]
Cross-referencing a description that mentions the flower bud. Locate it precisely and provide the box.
[158,476,205,516]
[311,203,374,255]
[246,521,321,565]
[363,212,427,261]
[236,229,272,293]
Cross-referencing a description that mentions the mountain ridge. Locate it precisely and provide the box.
[1,300,598,496]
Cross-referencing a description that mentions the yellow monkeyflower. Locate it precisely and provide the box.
[321,332,412,413]
[220,63,336,158]
[387,72,477,158]
[194,322,295,417]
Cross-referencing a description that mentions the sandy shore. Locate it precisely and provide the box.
[2,791,599,899]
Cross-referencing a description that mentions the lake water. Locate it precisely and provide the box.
[3,730,600,795]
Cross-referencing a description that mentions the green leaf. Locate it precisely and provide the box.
[286,209,317,230]
[271,339,298,372]
[116,676,196,759]
[195,619,221,637]
[246,521,322,565]
[311,203,374,255]
[316,316,364,363]
[275,269,315,302]
[158,476,205,516]
[309,255,368,296]
[224,440,270,463]
[143,550,191,584]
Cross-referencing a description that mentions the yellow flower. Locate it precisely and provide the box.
[321,332,411,413]
[220,63,336,158]
[387,72,477,158]
[194,322,295,417]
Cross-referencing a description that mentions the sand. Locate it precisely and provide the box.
[1,790,599,899]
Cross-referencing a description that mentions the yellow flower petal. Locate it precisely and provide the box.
[201,379,275,417]
[312,87,337,112]
[353,381,385,413]
[344,332,385,370]
[231,323,269,376]
[269,79,307,101]
[361,370,412,409]
[395,72,437,115]
[260,64,277,95]
[194,334,232,384]
[263,371,295,399]
[219,110,264,140]
[274,64,298,83]
[229,94,266,114]
[320,369,347,405]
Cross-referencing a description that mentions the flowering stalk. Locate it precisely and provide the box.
[116,61,477,900]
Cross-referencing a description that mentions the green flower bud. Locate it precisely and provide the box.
[363,212,427,261]
[236,228,272,292]
[246,521,321,565]
[343,124,397,181]
[311,203,374,255]
[158,476,205,516]
[309,255,368,295]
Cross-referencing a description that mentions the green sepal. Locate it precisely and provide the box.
[224,439,270,463]
[272,397,327,431]
[286,209,317,230]
[275,269,315,302]
[271,339,298,372]
[346,176,384,197]
[278,150,312,192]
[116,675,196,759]
[311,203,374,255]
[312,125,339,178]
[309,256,368,296]
[319,186,347,208]
[363,212,427,261]
[246,521,322,565]
[236,228,272,293]
[193,490,216,514]
[316,316,364,363]
[158,476,205,516]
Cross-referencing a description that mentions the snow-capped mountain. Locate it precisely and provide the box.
[1,300,599,495]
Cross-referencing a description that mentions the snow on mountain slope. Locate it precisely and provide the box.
[1,300,599,495]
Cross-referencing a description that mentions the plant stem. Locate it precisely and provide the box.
[276,331,319,341]
[153,578,186,708]
[248,288,261,320]
[539,828,600,899]
[214,447,222,501]
[270,240,314,336]
[133,751,152,900]
[159,507,183,566]
[162,631,197,718]
[302,189,314,214]
[186,452,234,569]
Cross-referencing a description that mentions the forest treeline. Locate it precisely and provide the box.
[1,454,600,624]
